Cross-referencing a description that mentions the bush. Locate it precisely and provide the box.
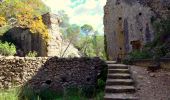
[26,51,38,57]
[0,41,16,56]
[123,50,153,65]
[128,50,153,60]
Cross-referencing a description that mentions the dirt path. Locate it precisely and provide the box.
[130,66,170,100]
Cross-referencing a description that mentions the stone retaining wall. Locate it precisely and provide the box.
[133,58,170,70]
[0,56,106,91]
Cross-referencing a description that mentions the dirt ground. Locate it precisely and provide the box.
[130,66,170,100]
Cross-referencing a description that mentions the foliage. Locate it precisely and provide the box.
[58,10,70,28]
[0,0,50,42]
[17,85,103,100]
[0,88,18,100]
[123,50,153,65]
[0,25,11,36]
[0,41,16,56]
[26,51,38,57]
[128,50,153,60]
[146,18,170,58]
[124,18,170,63]
[0,0,49,17]
[75,35,106,59]
[0,16,6,27]
[17,13,49,41]
[65,24,80,45]
[58,10,106,59]
[0,87,104,100]
[81,24,93,35]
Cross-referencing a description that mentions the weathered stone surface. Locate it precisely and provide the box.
[2,13,80,57]
[0,56,106,91]
[104,0,170,60]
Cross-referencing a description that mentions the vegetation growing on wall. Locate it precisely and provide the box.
[0,41,16,56]
[149,18,170,58]
[0,0,50,41]
[125,18,170,64]
[0,16,6,27]
[26,51,38,57]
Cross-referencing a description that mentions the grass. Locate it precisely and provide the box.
[0,87,104,100]
[0,88,18,100]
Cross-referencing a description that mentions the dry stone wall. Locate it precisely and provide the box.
[0,56,47,88]
[0,56,106,91]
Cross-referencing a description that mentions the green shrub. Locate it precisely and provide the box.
[26,51,38,57]
[97,79,105,91]
[123,50,153,65]
[128,50,153,60]
[0,41,16,56]
[0,25,11,36]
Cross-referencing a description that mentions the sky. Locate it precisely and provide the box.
[42,0,107,35]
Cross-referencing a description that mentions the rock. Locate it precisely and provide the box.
[150,73,156,77]
[104,0,170,60]
[138,75,144,80]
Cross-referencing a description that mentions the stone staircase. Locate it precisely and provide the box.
[104,61,138,100]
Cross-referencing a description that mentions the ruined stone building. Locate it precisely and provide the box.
[3,13,79,57]
[104,0,170,60]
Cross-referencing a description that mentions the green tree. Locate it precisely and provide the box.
[81,24,93,35]
[66,24,80,45]
[58,10,70,28]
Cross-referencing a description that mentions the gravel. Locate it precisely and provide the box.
[130,66,170,100]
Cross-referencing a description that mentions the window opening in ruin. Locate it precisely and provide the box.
[86,77,91,82]
[119,17,122,20]
[45,80,52,85]
[130,40,141,51]
[139,12,142,16]
[168,7,170,10]
[140,29,143,32]
[61,76,67,82]
[116,0,121,5]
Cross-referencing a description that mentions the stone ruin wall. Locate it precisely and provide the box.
[3,13,80,57]
[104,0,170,60]
[0,56,106,92]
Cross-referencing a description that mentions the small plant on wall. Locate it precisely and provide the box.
[26,51,38,57]
[0,41,16,56]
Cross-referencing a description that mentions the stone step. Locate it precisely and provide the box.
[108,69,130,74]
[104,93,138,100]
[105,86,135,93]
[106,79,134,86]
[106,61,116,64]
[108,65,129,69]
[107,64,128,67]
[107,74,131,79]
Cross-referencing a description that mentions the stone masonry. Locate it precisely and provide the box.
[0,56,106,92]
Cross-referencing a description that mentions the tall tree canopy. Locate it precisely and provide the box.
[81,24,93,35]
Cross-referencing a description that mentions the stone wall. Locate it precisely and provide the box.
[2,13,80,57]
[104,0,170,60]
[133,58,170,70]
[3,27,47,56]
[0,56,106,91]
